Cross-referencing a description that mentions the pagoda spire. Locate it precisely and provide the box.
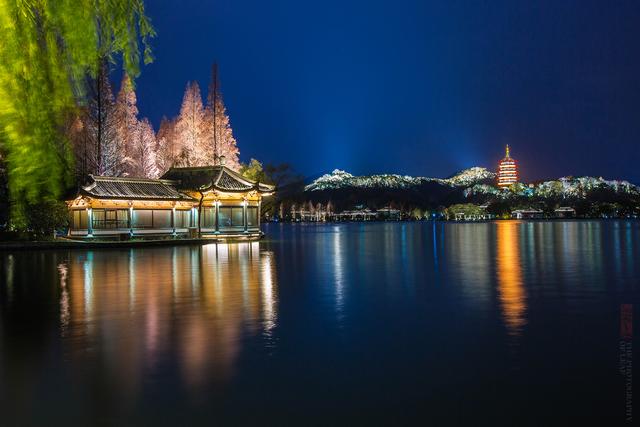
[505,144,510,158]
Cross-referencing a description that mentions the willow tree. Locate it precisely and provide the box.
[0,0,154,228]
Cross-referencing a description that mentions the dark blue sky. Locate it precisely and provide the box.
[134,0,640,182]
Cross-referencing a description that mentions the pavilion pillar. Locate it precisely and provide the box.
[129,204,134,236]
[172,206,176,236]
[214,200,220,233]
[87,207,93,237]
[258,199,261,227]
[243,198,248,233]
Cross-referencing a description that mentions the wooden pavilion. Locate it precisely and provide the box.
[66,164,275,239]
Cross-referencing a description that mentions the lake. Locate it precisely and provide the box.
[0,221,637,425]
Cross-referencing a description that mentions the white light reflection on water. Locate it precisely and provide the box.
[333,227,345,321]
[432,220,439,271]
[261,250,278,342]
[83,252,94,321]
[446,222,492,304]
[57,262,70,334]
[626,222,634,278]
[129,248,136,310]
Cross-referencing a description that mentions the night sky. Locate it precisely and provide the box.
[134,0,640,183]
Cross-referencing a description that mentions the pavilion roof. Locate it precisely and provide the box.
[80,175,195,201]
[161,165,275,194]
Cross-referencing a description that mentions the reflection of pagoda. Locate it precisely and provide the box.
[497,144,518,188]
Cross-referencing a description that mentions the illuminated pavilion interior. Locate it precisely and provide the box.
[67,164,275,239]
[497,144,519,188]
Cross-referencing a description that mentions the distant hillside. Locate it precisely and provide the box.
[305,167,495,191]
[274,167,497,212]
[466,176,639,199]
[263,167,639,216]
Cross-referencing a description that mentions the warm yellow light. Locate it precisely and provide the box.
[496,221,527,336]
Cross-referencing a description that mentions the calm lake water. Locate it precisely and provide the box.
[0,221,638,425]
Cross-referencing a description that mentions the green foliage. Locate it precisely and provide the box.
[508,182,527,194]
[445,203,485,219]
[250,162,305,219]
[486,200,512,217]
[411,207,424,220]
[0,0,154,230]
[240,158,267,182]
[263,163,301,187]
[24,200,69,239]
[0,151,7,226]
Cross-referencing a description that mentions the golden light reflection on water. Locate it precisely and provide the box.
[62,243,278,396]
[496,221,527,337]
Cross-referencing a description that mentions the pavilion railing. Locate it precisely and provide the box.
[92,219,129,229]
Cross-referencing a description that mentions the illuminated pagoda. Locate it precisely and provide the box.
[497,144,518,188]
[66,157,275,240]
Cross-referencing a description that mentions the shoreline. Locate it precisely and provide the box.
[0,236,262,251]
[266,217,639,224]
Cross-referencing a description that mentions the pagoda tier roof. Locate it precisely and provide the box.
[80,175,195,201]
[161,165,276,194]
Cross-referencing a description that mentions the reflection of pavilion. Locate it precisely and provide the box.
[496,221,527,336]
[62,243,278,397]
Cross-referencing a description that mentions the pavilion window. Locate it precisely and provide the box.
[218,206,244,229]
[231,207,244,227]
[91,209,128,229]
[218,207,231,227]
[116,210,129,228]
[247,207,258,227]
[174,210,192,228]
[70,210,88,229]
[92,209,105,228]
[132,210,153,228]
[153,210,172,228]
[203,207,216,228]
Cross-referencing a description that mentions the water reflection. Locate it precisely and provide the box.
[445,223,492,303]
[57,263,70,334]
[496,221,527,337]
[61,243,278,397]
[333,228,345,318]
[261,251,277,340]
[2,221,640,424]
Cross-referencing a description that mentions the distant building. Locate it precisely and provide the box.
[512,209,543,219]
[554,207,576,218]
[497,144,519,188]
[291,207,328,222]
[452,205,494,221]
[333,208,377,221]
[376,207,401,220]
